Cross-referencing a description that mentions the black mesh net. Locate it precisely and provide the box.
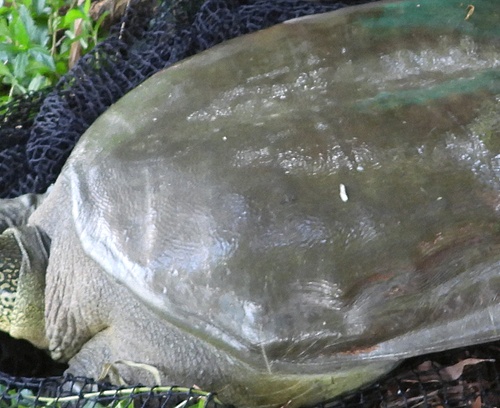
[1,0,500,407]
[1,338,500,407]
[0,374,223,408]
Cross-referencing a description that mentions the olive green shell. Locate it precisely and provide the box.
[66,0,500,377]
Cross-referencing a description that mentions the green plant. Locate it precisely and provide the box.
[0,0,109,105]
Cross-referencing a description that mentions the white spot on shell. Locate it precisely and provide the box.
[340,183,348,202]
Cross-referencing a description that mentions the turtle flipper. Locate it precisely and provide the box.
[0,226,49,349]
[0,193,47,233]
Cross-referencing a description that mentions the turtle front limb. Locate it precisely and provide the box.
[0,226,49,349]
[0,193,47,232]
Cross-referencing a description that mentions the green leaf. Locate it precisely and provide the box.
[28,46,56,70]
[33,0,47,16]
[19,4,49,45]
[78,35,88,49]
[0,62,12,77]
[64,28,75,40]
[46,0,65,10]
[83,0,91,15]
[12,52,28,79]
[55,59,68,75]
[0,17,9,38]
[0,42,17,56]
[17,5,36,43]
[12,13,30,49]
[28,73,48,90]
[34,24,49,47]
[82,400,107,408]
[63,8,86,26]
[0,5,9,14]
[19,388,34,398]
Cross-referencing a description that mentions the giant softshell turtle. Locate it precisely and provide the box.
[0,0,500,407]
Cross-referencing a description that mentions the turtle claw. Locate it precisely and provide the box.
[98,362,129,386]
[50,347,64,362]
[99,360,162,386]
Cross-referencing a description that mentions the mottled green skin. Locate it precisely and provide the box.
[1,0,500,407]
[0,232,21,332]
[0,194,47,347]
[0,227,47,349]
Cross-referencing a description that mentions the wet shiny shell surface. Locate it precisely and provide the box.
[67,0,500,375]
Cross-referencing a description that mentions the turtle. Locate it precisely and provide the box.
[1,0,500,407]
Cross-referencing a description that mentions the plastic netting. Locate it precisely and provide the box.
[0,0,377,198]
[1,339,500,407]
[0,374,223,408]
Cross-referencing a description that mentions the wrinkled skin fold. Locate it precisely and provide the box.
[0,0,500,407]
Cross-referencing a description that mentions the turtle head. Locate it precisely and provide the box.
[0,227,49,349]
[0,231,22,333]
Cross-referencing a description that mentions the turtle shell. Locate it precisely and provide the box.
[66,0,500,375]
